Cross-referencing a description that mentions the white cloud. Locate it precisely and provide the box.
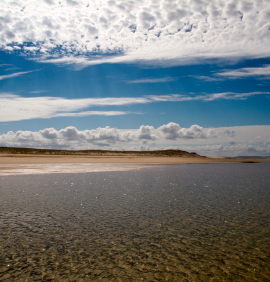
[0,94,149,122]
[4,46,13,51]
[0,123,218,149]
[190,65,270,81]
[0,71,33,81]
[1,123,270,156]
[1,91,269,122]
[126,77,178,84]
[4,67,21,71]
[0,0,270,67]
[138,125,157,141]
[159,122,217,140]
[0,64,13,67]
[55,111,130,117]
[29,90,47,94]
[216,65,270,79]
[188,75,223,82]
[200,92,270,101]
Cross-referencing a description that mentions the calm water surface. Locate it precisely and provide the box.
[0,163,270,281]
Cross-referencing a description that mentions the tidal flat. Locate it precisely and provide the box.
[0,163,270,281]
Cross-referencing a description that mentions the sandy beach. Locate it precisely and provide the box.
[0,154,269,165]
[1,149,268,176]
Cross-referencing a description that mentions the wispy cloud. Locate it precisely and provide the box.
[215,65,270,79]
[199,92,270,101]
[37,55,129,70]
[4,67,21,72]
[29,90,47,94]
[0,94,149,122]
[188,75,223,82]
[1,91,269,122]
[55,111,131,117]
[126,77,178,84]
[188,65,270,81]
[148,92,270,102]
[0,71,34,81]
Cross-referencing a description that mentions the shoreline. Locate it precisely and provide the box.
[0,154,269,175]
[0,154,270,177]
[0,154,269,165]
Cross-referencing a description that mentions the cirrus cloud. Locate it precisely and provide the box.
[1,91,270,122]
[0,70,34,81]
[215,65,270,79]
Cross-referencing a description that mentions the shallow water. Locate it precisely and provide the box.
[0,163,161,176]
[0,163,270,281]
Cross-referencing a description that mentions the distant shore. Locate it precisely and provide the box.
[0,147,269,166]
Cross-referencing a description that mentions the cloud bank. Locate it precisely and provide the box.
[0,123,217,148]
[1,0,270,67]
[1,123,270,157]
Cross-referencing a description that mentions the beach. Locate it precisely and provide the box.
[0,154,268,176]
[0,154,269,165]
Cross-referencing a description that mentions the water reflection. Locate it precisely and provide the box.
[0,163,160,176]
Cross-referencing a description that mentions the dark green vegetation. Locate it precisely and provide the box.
[0,147,203,158]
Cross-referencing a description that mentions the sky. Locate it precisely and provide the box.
[0,0,270,156]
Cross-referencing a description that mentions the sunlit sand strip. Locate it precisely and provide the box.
[0,163,163,176]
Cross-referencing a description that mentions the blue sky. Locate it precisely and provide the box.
[0,0,270,156]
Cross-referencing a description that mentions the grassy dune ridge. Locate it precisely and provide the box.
[0,147,203,158]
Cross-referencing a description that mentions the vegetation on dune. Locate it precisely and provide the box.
[0,147,204,158]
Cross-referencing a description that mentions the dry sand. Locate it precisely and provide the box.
[0,154,269,165]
